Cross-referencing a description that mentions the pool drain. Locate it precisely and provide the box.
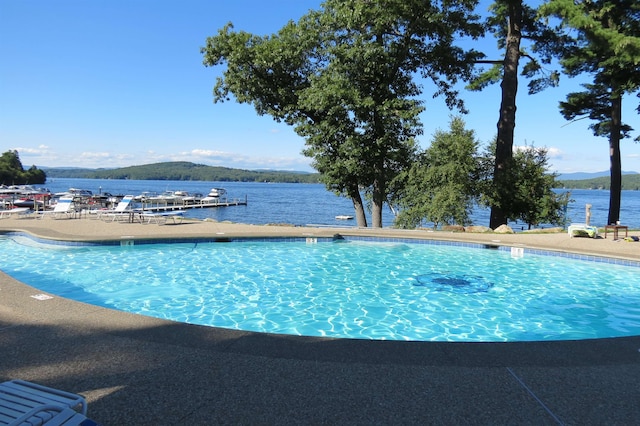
[414,273,494,293]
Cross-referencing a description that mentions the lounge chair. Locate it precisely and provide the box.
[568,223,598,238]
[98,195,135,222]
[0,379,99,425]
[137,210,184,225]
[0,207,31,219]
[35,197,74,220]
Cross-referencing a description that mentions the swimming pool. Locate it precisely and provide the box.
[2,233,640,342]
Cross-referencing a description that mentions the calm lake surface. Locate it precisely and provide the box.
[44,178,640,229]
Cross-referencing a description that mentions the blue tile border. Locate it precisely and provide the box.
[2,231,639,268]
[341,235,640,267]
[510,246,640,268]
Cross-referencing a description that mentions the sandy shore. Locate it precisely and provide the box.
[1,215,640,424]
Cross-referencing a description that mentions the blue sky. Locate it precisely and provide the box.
[1,0,639,174]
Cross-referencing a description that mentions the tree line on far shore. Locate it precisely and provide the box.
[43,161,322,183]
[556,175,640,191]
[0,150,46,185]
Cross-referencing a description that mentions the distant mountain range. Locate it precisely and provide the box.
[556,170,638,181]
[42,162,321,183]
[555,171,640,190]
[40,164,640,189]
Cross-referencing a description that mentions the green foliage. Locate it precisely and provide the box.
[510,147,570,228]
[555,174,640,191]
[202,0,484,227]
[394,117,480,229]
[538,0,640,137]
[45,162,321,183]
[42,168,99,178]
[558,84,636,139]
[540,0,640,78]
[470,0,562,95]
[481,143,570,229]
[469,0,568,228]
[0,150,46,185]
[539,0,640,224]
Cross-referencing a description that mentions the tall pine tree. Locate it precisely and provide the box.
[540,0,640,224]
[469,0,561,229]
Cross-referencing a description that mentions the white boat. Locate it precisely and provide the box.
[137,190,202,205]
[54,188,93,199]
[208,188,226,197]
[201,188,227,203]
[335,215,354,220]
[173,191,202,204]
[148,191,183,203]
[0,185,50,196]
[0,185,51,210]
[134,192,157,202]
[12,198,46,209]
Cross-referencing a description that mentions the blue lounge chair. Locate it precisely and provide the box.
[0,379,99,425]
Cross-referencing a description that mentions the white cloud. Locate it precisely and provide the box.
[513,145,563,159]
[545,147,563,159]
[11,144,313,172]
[79,152,111,160]
[13,145,51,156]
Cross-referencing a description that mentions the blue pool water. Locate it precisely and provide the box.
[2,234,640,342]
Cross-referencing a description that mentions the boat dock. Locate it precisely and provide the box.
[135,197,247,212]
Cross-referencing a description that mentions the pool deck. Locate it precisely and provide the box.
[1,216,640,425]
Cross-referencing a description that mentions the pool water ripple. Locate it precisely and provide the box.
[1,236,640,341]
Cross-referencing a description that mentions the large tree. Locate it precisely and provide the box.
[539,0,640,225]
[469,0,560,228]
[0,150,46,185]
[504,145,570,229]
[202,0,483,227]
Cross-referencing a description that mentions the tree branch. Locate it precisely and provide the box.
[474,59,504,65]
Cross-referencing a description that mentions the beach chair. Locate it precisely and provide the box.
[0,379,99,425]
[0,207,31,219]
[36,197,74,220]
[137,210,184,225]
[98,195,135,222]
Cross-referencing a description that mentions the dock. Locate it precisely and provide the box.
[135,197,247,212]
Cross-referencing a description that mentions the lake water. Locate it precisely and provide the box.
[44,178,640,229]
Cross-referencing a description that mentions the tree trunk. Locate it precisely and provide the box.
[607,94,623,225]
[371,196,383,228]
[490,0,522,229]
[348,185,368,227]
[371,171,385,228]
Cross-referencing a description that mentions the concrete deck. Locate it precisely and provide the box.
[1,216,639,425]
